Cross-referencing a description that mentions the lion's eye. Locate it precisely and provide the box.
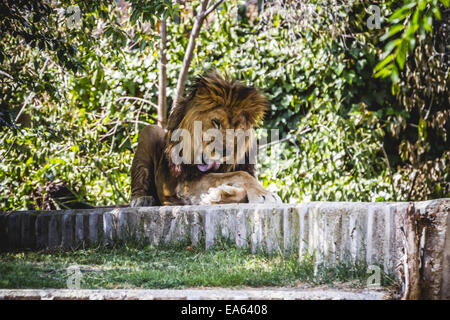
[212,119,221,129]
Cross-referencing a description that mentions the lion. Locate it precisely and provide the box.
[130,71,281,207]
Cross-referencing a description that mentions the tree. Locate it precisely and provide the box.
[0,0,117,132]
[169,0,225,119]
[129,0,224,128]
[374,0,449,200]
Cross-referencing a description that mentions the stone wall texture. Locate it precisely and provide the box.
[0,199,449,299]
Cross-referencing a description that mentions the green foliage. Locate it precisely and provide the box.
[191,1,399,201]
[373,0,449,200]
[374,0,447,82]
[1,2,162,209]
[0,0,448,210]
[0,0,123,131]
[1,0,82,71]
[128,0,179,24]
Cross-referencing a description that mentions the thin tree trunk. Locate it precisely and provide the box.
[170,0,224,112]
[158,19,167,128]
[400,203,423,299]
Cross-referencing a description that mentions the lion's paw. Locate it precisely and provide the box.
[130,196,155,207]
[200,184,246,205]
[247,188,282,204]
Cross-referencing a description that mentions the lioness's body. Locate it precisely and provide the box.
[130,72,281,206]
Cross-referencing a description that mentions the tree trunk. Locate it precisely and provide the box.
[400,203,424,299]
[157,19,167,128]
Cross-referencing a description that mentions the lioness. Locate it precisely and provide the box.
[130,71,281,206]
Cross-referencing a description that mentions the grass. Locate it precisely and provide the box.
[0,242,397,289]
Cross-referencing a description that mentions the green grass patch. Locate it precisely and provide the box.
[0,243,397,289]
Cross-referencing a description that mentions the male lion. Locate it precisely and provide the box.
[130,71,281,207]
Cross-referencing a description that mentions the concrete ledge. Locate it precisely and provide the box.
[0,288,389,300]
[1,199,449,299]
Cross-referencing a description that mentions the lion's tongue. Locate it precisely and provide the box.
[197,163,212,172]
[197,161,221,172]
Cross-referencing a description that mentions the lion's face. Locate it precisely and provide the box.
[166,72,268,179]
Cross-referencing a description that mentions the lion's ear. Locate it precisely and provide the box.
[167,89,197,132]
[167,101,186,131]
[242,91,269,127]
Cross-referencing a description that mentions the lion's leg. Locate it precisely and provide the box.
[130,125,165,207]
[178,171,282,205]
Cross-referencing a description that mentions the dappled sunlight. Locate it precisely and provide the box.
[1,1,447,210]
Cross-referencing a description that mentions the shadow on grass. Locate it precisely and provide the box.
[0,240,397,290]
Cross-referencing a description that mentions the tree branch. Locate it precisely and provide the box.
[170,0,224,113]
[115,96,158,109]
[205,0,224,17]
[381,142,397,201]
[407,170,419,201]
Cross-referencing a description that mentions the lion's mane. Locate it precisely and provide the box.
[164,71,269,180]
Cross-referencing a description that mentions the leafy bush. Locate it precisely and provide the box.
[0,0,448,210]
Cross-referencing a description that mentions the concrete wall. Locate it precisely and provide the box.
[0,199,449,299]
